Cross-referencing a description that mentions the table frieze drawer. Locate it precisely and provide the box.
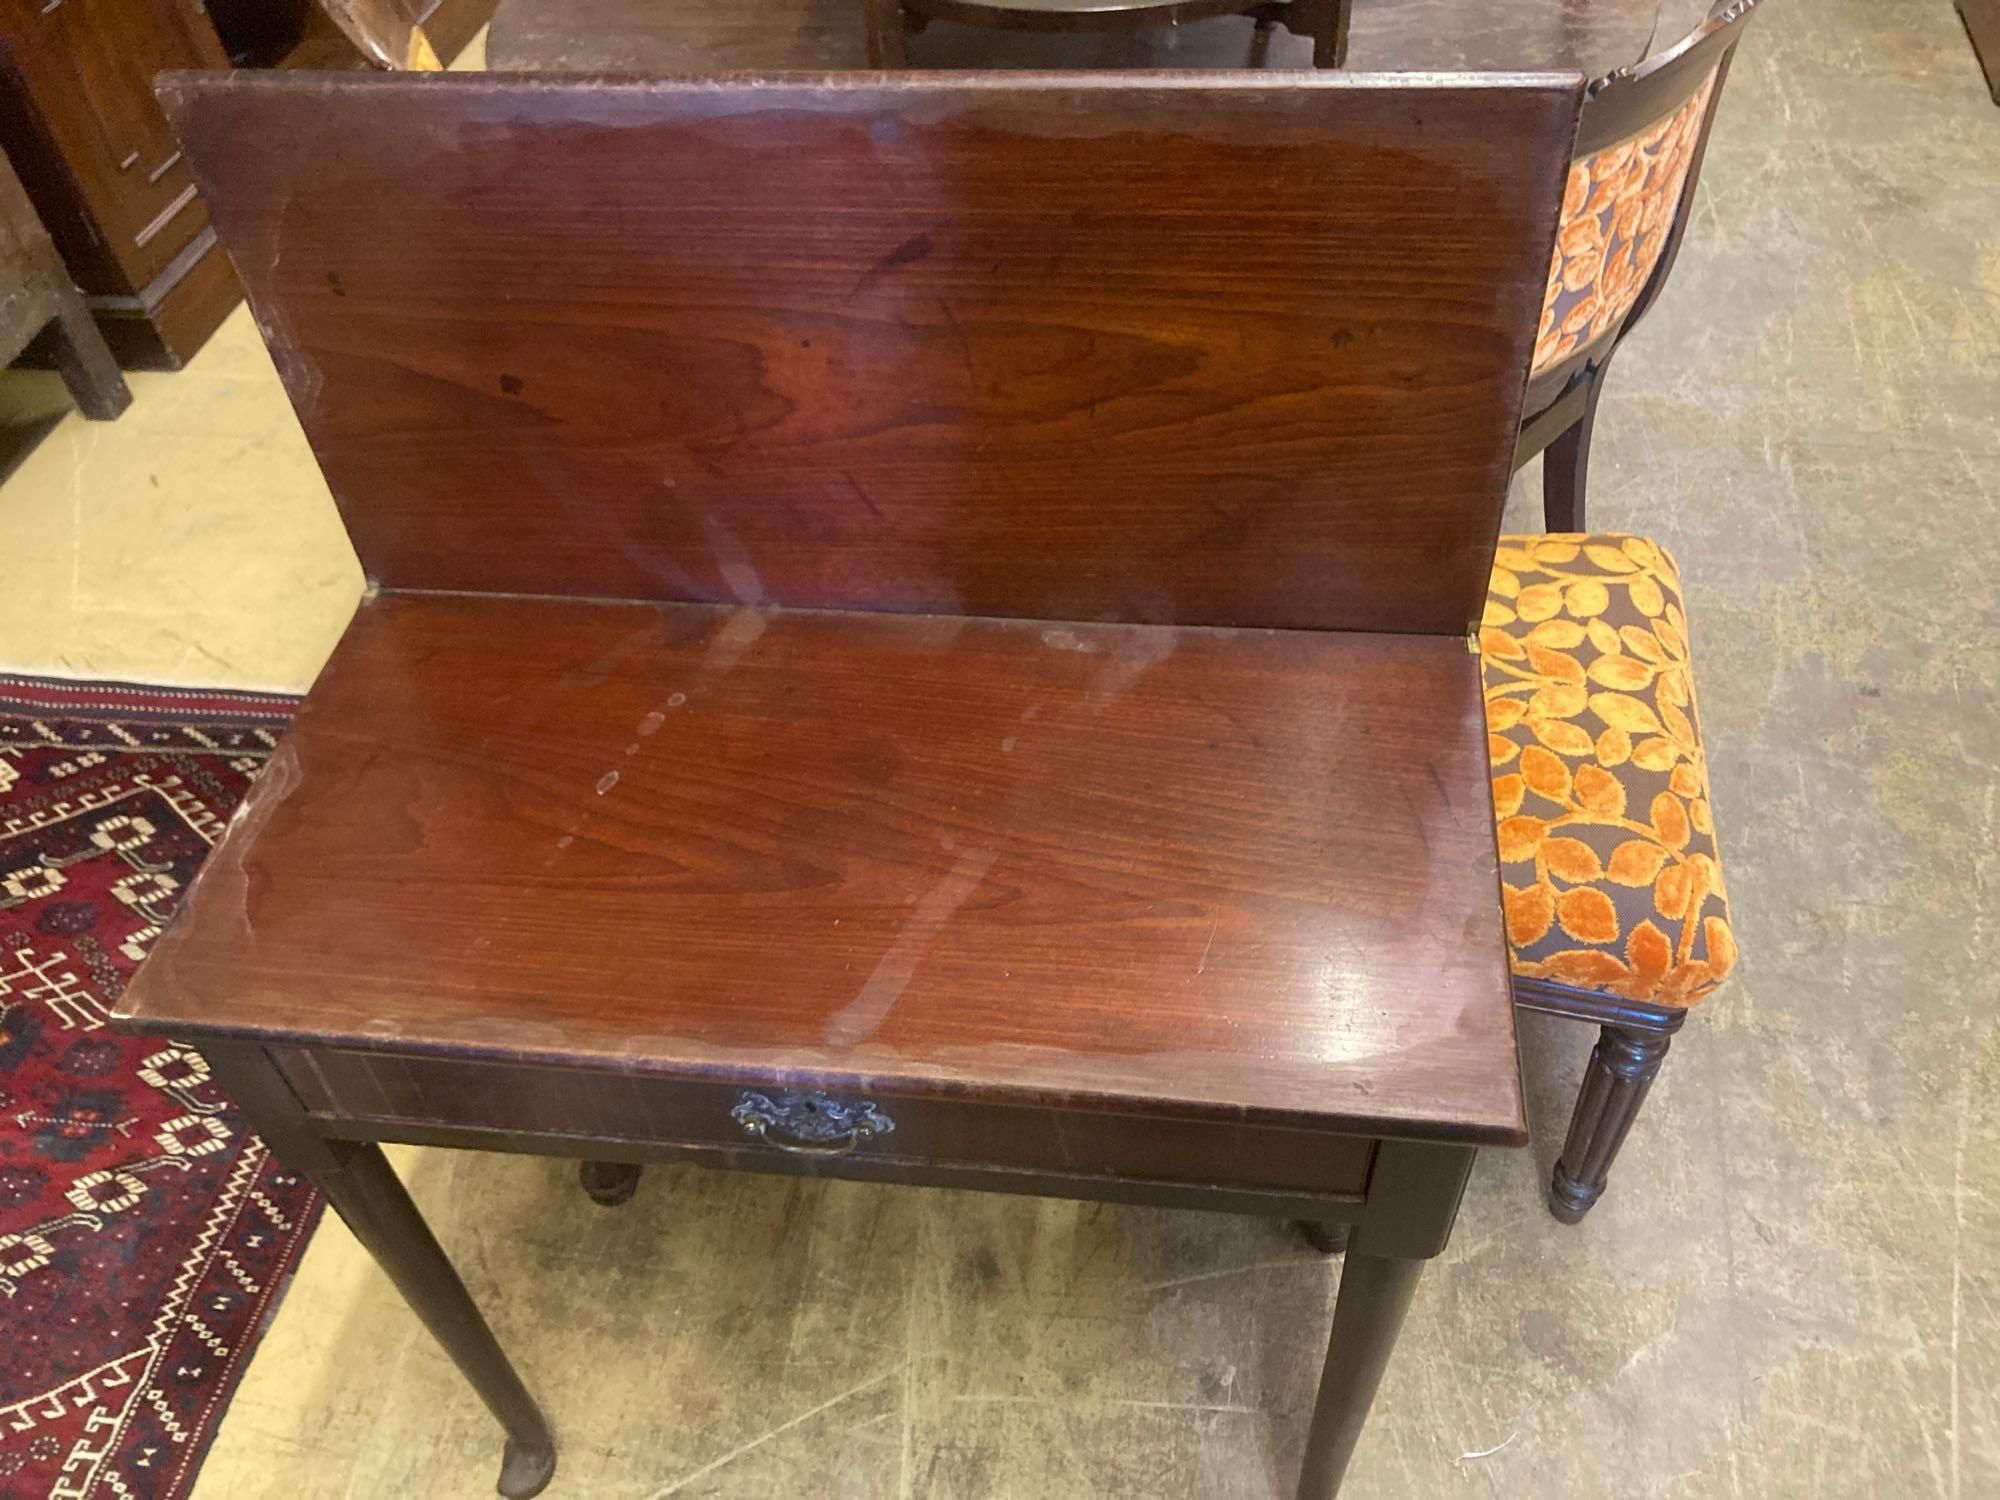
[272,1047,1373,1197]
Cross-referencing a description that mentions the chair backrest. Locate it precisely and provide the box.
[161,71,1579,636]
[1531,0,1759,382]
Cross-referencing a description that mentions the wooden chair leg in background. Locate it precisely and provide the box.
[578,1160,642,1207]
[1540,358,1610,532]
[49,288,132,421]
[1312,0,1351,67]
[1548,1021,1675,1224]
[861,0,909,65]
[1249,13,1276,66]
[1274,0,1349,68]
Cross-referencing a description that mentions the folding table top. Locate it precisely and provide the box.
[121,590,1524,1142]
[117,71,1581,1147]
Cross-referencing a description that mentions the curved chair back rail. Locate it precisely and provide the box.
[1517,0,1760,531]
[1531,0,1760,389]
[1575,0,1757,156]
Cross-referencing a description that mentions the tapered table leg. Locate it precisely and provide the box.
[1294,1252,1424,1499]
[317,1141,558,1498]
[204,1047,557,1498]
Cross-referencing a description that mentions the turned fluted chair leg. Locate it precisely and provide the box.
[578,1160,642,1207]
[1549,1024,1671,1223]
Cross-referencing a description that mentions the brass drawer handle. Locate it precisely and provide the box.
[730,1090,895,1156]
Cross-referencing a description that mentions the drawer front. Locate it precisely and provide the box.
[273,1047,1373,1198]
[8,0,227,292]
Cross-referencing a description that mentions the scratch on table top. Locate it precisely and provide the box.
[1041,628,1097,654]
[197,737,304,946]
[702,609,768,677]
[702,513,767,607]
[1088,626,1177,704]
[1196,915,1219,975]
[823,846,995,1047]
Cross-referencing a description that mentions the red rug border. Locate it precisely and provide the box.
[0,673,298,724]
[157,1153,325,1499]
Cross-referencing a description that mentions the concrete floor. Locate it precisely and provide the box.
[1,0,1996,1495]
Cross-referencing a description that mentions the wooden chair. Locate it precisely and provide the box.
[0,149,129,421]
[861,0,1349,68]
[1485,2,1756,1224]
[1477,532,1735,1223]
[1516,0,1761,532]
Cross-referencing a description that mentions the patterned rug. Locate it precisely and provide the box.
[0,676,320,1499]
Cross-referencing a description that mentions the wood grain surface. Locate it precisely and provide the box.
[161,71,1577,635]
[121,592,1525,1144]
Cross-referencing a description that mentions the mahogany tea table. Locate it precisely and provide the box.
[117,69,1581,1497]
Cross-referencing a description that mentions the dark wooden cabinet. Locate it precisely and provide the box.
[0,0,238,367]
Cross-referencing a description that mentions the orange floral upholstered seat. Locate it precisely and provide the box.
[1481,534,1734,1008]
